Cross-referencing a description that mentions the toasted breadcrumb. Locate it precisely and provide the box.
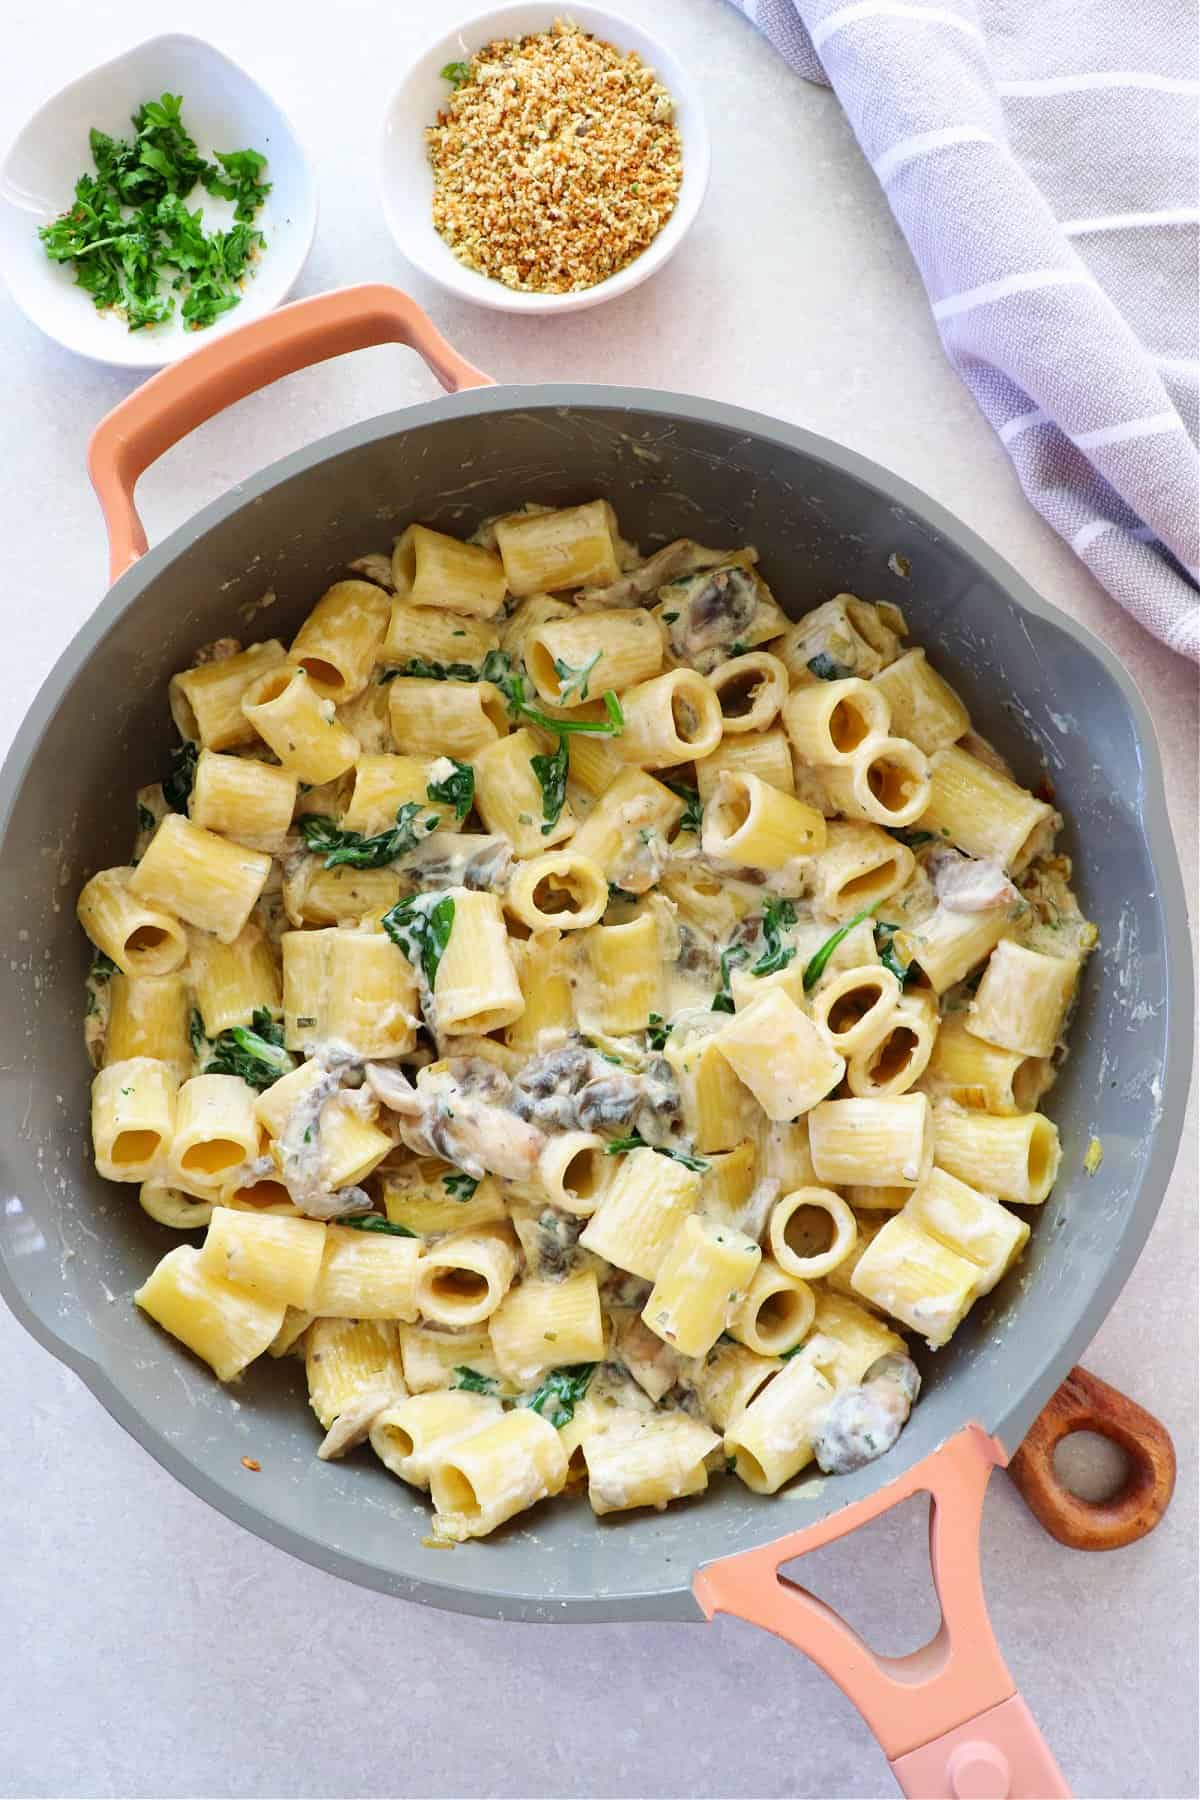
[427,19,683,294]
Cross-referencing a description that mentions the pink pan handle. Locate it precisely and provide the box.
[694,1426,1070,1799]
[88,283,494,584]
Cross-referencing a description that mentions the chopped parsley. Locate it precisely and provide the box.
[664,779,702,834]
[299,800,432,870]
[522,1363,596,1427]
[382,891,456,988]
[751,897,798,976]
[443,1172,479,1201]
[530,737,569,834]
[341,1215,417,1238]
[806,652,853,681]
[645,1013,670,1051]
[803,907,875,991]
[203,1008,293,1090]
[89,951,117,982]
[553,650,602,702]
[38,93,269,333]
[604,1135,709,1173]
[896,829,937,848]
[440,60,473,88]
[188,1008,207,1055]
[453,1366,497,1394]
[386,656,480,683]
[426,759,475,823]
[162,739,198,813]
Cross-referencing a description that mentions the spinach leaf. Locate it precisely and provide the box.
[162,740,198,812]
[382,891,456,988]
[806,652,853,681]
[663,779,702,834]
[341,1215,417,1238]
[523,1363,596,1427]
[711,942,749,1013]
[530,737,569,834]
[874,920,912,985]
[751,897,797,976]
[136,801,156,833]
[426,758,475,823]
[604,1135,709,1173]
[204,1007,293,1090]
[645,1013,670,1051]
[443,1172,479,1201]
[89,951,117,982]
[896,829,936,848]
[386,657,480,683]
[188,1007,207,1055]
[553,650,601,702]
[453,1366,497,1394]
[802,907,875,991]
[299,800,435,870]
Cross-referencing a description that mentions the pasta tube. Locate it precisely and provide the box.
[820,734,931,828]
[967,940,1079,1059]
[430,1407,568,1540]
[414,1225,520,1327]
[488,1269,605,1386]
[381,600,499,671]
[392,523,507,618]
[168,1073,260,1196]
[615,668,723,768]
[240,665,361,786]
[311,1224,421,1320]
[641,1214,761,1358]
[707,651,789,736]
[290,580,392,701]
[728,1260,815,1356]
[703,771,826,868]
[922,1013,1048,1115]
[713,990,845,1120]
[189,750,297,852]
[904,1166,1030,1295]
[782,676,890,766]
[472,727,577,856]
[198,1209,326,1310]
[129,814,271,944]
[495,500,620,597]
[849,1212,980,1348]
[191,926,280,1036]
[505,851,607,932]
[370,1389,502,1488]
[808,1093,933,1189]
[584,1413,720,1516]
[917,746,1055,872]
[524,609,663,702]
[134,1244,285,1382]
[305,1317,407,1457]
[685,1339,780,1431]
[92,1057,177,1182]
[933,1104,1061,1205]
[724,1350,835,1492]
[169,639,287,751]
[387,677,509,758]
[434,889,525,1035]
[811,821,915,922]
[768,1187,858,1281]
[695,728,795,802]
[78,868,188,978]
[104,972,191,1078]
[579,1146,700,1280]
[871,647,969,754]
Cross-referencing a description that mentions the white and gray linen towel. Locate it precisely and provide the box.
[732,0,1200,661]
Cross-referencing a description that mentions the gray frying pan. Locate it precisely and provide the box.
[0,286,1189,1797]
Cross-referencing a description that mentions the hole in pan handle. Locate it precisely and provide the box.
[694,1424,1071,1800]
[86,283,495,584]
[1007,1364,1176,1551]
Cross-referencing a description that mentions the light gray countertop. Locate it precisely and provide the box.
[0,2,1195,1796]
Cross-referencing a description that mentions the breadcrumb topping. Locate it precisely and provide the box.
[427,19,683,294]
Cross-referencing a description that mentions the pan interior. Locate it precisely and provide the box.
[0,394,1183,1620]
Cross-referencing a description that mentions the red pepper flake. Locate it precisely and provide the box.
[241,1456,261,1472]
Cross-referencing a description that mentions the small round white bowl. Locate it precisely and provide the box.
[0,34,318,370]
[379,4,709,316]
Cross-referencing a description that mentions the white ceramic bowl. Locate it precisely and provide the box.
[0,34,318,370]
[379,5,709,315]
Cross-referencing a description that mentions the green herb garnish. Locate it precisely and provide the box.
[453,1366,497,1394]
[426,759,475,824]
[896,829,936,848]
[751,897,797,976]
[38,93,269,334]
[711,942,750,1013]
[523,1363,596,1427]
[162,739,198,812]
[204,1007,293,1090]
[136,801,156,833]
[530,737,569,835]
[188,1008,207,1055]
[806,652,853,681]
[664,779,702,834]
[90,951,117,982]
[553,650,602,703]
[646,1013,670,1051]
[441,61,474,89]
[387,657,481,683]
[382,891,456,988]
[341,1215,417,1238]
[604,1135,709,1173]
[299,800,429,870]
[874,920,913,986]
[443,1172,479,1201]
[802,908,875,991]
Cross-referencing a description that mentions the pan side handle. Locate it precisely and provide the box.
[694,1425,1071,1799]
[87,283,494,583]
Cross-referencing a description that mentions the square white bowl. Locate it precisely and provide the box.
[379,5,710,315]
[0,33,318,370]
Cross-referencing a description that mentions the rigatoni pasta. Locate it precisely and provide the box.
[79,498,1094,1540]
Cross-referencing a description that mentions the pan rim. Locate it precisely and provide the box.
[0,384,1192,1618]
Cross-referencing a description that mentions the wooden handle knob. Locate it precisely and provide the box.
[1008,1365,1176,1550]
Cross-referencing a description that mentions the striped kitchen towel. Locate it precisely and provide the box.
[734,0,1200,661]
